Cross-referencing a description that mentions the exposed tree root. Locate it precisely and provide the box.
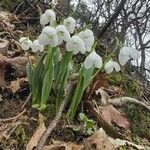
[108,97,150,112]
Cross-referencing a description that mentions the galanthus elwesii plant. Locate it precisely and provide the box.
[19,9,140,120]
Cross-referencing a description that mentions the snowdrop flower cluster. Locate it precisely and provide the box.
[104,60,120,74]
[19,9,140,75]
[84,51,102,69]
[119,46,140,66]
[40,9,56,26]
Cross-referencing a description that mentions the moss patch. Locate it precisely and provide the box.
[120,103,150,140]
[107,72,140,97]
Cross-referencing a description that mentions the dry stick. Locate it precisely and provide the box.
[21,93,32,109]
[0,109,26,122]
[108,97,150,112]
[35,84,73,150]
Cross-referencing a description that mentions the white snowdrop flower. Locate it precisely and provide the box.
[78,29,94,52]
[104,60,121,74]
[66,35,85,54]
[19,37,32,50]
[56,25,70,45]
[40,13,49,25]
[63,17,76,34]
[38,26,58,47]
[84,51,102,69]
[119,46,140,66]
[40,9,56,26]
[45,9,56,26]
[31,40,44,52]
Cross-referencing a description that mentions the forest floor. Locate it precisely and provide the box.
[0,10,150,150]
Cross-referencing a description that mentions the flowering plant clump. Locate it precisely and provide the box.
[19,9,140,120]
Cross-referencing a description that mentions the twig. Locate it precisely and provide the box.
[108,97,150,112]
[98,0,127,38]
[14,1,24,13]
[24,0,34,8]
[21,93,32,109]
[0,109,26,122]
[35,85,73,150]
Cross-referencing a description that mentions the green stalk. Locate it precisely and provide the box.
[55,52,73,112]
[66,66,84,119]
[40,47,55,110]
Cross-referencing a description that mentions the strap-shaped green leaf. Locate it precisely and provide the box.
[40,48,54,110]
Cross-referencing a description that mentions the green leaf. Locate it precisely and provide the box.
[40,49,54,110]
[79,113,86,121]
[83,66,94,89]
[55,53,72,112]
[26,61,33,91]
[86,128,94,135]
[73,126,81,132]
[86,119,94,129]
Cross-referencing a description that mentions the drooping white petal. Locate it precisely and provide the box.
[119,46,140,66]
[129,48,140,59]
[49,34,58,47]
[39,26,58,46]
[45,9,56,26]
[104,60,114,74]
[104,60,121,74]
[63,17,76,34]
[84,51,102,69]
[40,13,49,25]
[113,61,121,72]
[38,34,50,45]
[32,40,44,52]
[66,35,85,54]
[19,37,32,50]
[45,9,56,21]
[93,53,103,69]
[119,53,130,66]
[42,26,56,36]
[56,25,70,45]
[119,47,130,56]
[84,56,93,69]
[78,29,94,52]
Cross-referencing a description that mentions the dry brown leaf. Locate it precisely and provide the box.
[7,77,28,94]
[0,54,9,86]
[9,57,28,77]
[108,138,145,150]
[0,54,27,87]
[99,105,130,129]
[95,88,110,105]
[26,114,46,150]
[0,39,9,55]
[43,140,84,150]
[84,128,115,150]
[0,11,17,32]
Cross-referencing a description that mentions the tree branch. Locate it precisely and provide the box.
[98,0,127,38]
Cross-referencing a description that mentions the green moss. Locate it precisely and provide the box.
[120,103,150,139]
[107,72,140,97]
[16,124,27,143]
